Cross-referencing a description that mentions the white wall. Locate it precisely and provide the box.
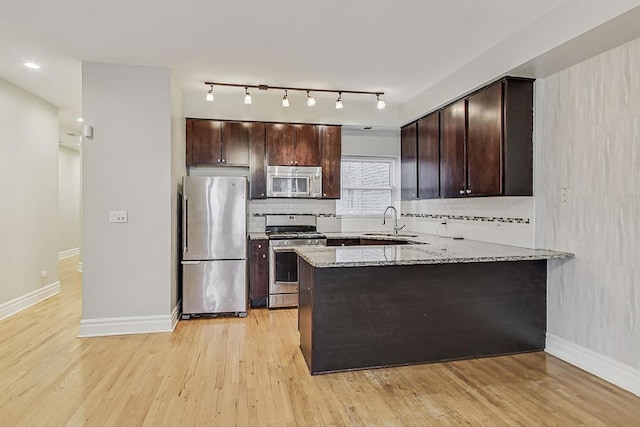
[58,146,80,255]
[81,62,174,334]
[536,36,640,385]
[0,77,59,305]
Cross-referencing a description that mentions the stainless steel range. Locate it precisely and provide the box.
[266,215,326,308]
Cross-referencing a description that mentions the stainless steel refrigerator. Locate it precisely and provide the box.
[181,176,247,319]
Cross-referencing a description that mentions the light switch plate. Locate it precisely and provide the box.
[109,211,128,223]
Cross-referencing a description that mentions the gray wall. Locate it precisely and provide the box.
[0,77,59,304]
[536,36,640,369]
[81,62,173,321]
[58,146,80,254]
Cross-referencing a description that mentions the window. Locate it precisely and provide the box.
[336,157,394,216]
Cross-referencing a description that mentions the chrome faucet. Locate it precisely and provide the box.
[382,205,405,235]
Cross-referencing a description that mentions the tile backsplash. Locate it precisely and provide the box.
[401,197,535,247]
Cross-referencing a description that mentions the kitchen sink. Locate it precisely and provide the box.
[362,233,418,238]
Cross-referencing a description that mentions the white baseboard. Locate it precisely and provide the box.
[171,300,181,330]
[546,333,640,397]
[0,281,61,322]
[77,262,82,273]
[78,313,175,337]
[58,247,80,260]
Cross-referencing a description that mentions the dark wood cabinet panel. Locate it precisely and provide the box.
[249,123,266,199]
[417,113,440,199]
[467,82,502,196]
[440,100,467,198]
[326,238,360,247]
[320,125,341,199]
[266,124,295,166]
[503,78,534,196]
[401,123,418,200]
[186,119,250,166]
[294,125,321,166]
[186,118,194,166]
[191,119,222,165]
[249,239,268,308]
[221,121,250,165]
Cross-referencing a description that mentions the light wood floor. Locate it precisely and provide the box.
[1,257,639,426]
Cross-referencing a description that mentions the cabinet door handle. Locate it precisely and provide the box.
[217,158,220,162]
[261,193,264,197]
[222,159,225,163]
[262,254,266,258]
[257,244,262,248]
[459,189,465,195]
[290,160,294,165]
[466,189,472,194]
[294,161,298,165]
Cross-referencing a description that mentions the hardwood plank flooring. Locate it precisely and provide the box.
[1,256,639,426]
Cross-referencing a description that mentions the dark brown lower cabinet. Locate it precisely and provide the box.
[299,259,547,375]
[249,239,268,307]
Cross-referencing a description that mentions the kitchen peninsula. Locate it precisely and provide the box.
[295,233,573,375]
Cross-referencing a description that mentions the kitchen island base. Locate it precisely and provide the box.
[298,259,546,375]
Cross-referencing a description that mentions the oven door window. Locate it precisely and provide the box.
[274,251,298,283]
[272,177,309,194]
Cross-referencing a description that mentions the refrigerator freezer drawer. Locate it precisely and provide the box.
[182,260,247,315]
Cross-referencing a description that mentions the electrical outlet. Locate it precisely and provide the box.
[109,211,128,223]
[560,187,571,203]
[40,270,47,278]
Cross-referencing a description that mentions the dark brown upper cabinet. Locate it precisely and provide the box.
[186,119,249,166]
[417,112,440,199]
[249,122,266,199]
[438,77,533,198]
[320,125,341,199]
[266,123,320,167]
[440,100,467,198]
[400,122,418,200]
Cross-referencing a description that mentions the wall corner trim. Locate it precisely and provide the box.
[58,247,80,260]
[78,314,175,337]
[546,333,640,397]
[0,281,61,322]
[171,301,181,331]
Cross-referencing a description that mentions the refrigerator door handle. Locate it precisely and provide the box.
[183,194,188,254]
[182,260,201,265]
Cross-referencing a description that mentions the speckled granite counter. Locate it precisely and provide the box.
[296,232,573,268]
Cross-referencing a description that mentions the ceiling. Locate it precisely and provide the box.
[0,0,638,151]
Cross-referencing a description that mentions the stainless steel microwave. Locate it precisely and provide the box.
[266,166,322,198]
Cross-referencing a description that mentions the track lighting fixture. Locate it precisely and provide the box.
[203,81,385,109]
[206,85,214,102]
[307,91,316,107]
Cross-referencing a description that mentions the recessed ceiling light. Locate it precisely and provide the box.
[24,62,40,70]
[77,118,83,122]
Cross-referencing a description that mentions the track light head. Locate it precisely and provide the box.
[307,91,316,107]
[335,93,344,109]
[244,87,252,105]
[282,90,290,108]
[206,85,214,102]
[376,94,386,110]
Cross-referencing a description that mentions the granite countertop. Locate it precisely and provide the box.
[294,232,574,268]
